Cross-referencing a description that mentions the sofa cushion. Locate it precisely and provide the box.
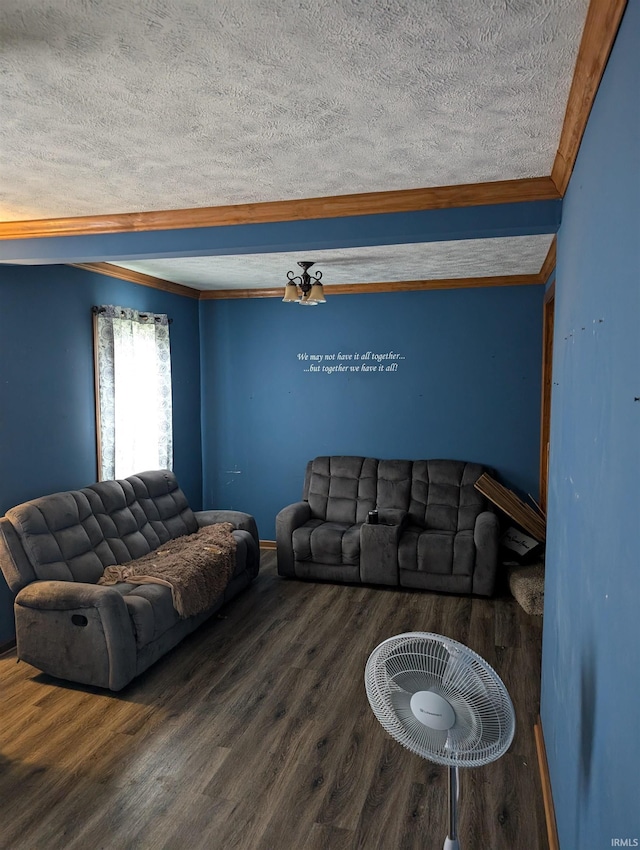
[376,459,413,512]
[306,456,377,524]
[126,471,198,540]
[111,582,181,648]
[6,491,117,584]
[408,460,487,531]
[399,526,476,576]
[292,519,361,566]
[84,471,198,560]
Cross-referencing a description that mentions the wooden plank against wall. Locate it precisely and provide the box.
[475,473,547,541]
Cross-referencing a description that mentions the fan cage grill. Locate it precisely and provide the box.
[365,632,515,768]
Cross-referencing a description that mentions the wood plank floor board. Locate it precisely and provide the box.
[250,675,373,849]
[493,644,541,762]
[313,702,384,832]
[352,734,441,850]
[495,593,523,649]
[0,551,547,849]
[303,822,355,850]
[156,795,238,850]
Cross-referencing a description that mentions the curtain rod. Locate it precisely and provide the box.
[92,306,173,323]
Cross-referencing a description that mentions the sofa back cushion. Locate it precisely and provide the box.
[85,470,197,560]
[376,459,413,512]
[7,491,117,584]
[5,470,197,585]
[305,456,377,524]
[302,457,489,530]
[408,460,488,531]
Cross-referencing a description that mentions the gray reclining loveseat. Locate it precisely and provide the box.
[276,456,499,596]
[0,470,260,691]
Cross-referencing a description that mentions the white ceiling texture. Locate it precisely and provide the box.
[0,0,589,291]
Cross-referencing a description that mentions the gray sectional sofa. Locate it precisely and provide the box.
[276,456,500,596]
[0,470,260,691]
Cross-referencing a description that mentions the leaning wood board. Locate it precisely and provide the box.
[475,472,547,541]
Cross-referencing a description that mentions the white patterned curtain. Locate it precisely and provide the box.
[94,305,173,481]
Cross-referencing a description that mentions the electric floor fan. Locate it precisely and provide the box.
[365,632,516,850]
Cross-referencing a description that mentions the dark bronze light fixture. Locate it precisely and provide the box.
[282,261,326,305]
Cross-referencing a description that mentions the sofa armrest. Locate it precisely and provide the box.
[376,508,408,528]
[360,521,404,586]
[473,511,500,596]
[17,580,125,610]
[195,510,259,547]
[14,581,137,691]
[276,501,311,577]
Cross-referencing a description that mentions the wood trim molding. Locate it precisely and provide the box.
[71,262,199,299]
[539,279,555,515]
[259,540,277,550]
[0,177,560,240]
[534,718,560,850]
[198,273,543,300]
[200,287,284,300]
[552,0,629,195]
[0,639,17,657]
[315,274,544,295]
[544,278,556,304]
[75,262,552,300]
[539,236,557,283]
[92,311,103,482]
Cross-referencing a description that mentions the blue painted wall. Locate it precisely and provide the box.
[541,3,640,847]
[200,285,544,539]
[0,264,202,642]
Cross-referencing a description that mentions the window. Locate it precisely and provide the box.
[93,305,173,480]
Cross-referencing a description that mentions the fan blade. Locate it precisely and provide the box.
[389,690,413,719]
[391,670,435,695]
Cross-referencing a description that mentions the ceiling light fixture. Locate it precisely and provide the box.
[282,261,326,306]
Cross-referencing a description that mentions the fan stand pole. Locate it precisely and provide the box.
[443,765,460,850]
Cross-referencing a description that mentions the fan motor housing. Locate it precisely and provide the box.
[410,690,456,730]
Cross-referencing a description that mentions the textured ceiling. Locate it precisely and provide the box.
[112,234,554,291]
[0,0,588,222]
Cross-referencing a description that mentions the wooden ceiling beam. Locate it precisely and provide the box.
[0,177,559,240]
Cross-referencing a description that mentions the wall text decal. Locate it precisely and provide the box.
[297,350,406,374]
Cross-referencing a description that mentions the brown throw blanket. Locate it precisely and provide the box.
[98,523,237,618]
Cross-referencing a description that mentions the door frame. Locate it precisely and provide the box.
[539,280,555,515]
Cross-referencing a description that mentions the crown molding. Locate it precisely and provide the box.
[199,287,284,300]
[78,262,547,300]
[70,262,199,299]
[0,177,559,240]
[198,273,542,300]
[552,0,629,195]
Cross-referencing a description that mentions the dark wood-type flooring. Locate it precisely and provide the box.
[0,551,547,850]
